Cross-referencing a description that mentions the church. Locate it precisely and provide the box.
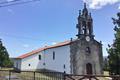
[14,3,103,75]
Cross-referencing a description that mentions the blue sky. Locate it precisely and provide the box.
[0,0,119,57]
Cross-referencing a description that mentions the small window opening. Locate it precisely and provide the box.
[63,64,66,69]
[53,51,55,60]
[86,47,91,53]
[39,55,41,60]
[28,64,31,66]
[43,62,46,66]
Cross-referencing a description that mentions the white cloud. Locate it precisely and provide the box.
[102,41,108,45]
[51,42,57,45]
[83,0,120,9]
[118,4,120,9]
[23,44,30,48]
[7,0,14,2]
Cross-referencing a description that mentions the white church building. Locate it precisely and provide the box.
[14,4,103,75]
[14,41,71,73]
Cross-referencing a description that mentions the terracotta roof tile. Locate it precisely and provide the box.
[16,40,70,59]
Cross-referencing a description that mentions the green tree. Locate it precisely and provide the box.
[107,12,120,75]
[103,57,109,71]
[0,39,12,67]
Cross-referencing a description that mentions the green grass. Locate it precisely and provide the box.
[0,68,13,70]
[96,71,111,80]
[17,72,62,80]
[0,71,60,80]
[104,71,109,76]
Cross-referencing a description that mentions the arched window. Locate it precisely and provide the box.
[86,47,91,54]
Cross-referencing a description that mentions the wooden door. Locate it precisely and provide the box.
[86,63,92,74]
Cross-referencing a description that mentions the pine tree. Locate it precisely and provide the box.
[0,39,12,67]
[107,12,120,75]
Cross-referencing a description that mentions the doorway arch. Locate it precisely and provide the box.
[86,63,92,74]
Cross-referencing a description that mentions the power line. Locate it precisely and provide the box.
[0,0,21,4]
[0,0,40,8]
[0,33,58,42]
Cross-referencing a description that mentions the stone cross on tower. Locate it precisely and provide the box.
[76,3,94,39]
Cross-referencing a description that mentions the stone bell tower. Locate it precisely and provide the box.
[70,3,103,75]
[76,3,94,39]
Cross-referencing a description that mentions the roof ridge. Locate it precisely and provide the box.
[16,40,70,59]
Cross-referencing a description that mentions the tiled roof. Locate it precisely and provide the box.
[16,40,70,59]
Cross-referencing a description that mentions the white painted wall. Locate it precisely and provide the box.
[21,51,44,70]
[44,45,70,73]
[15,45,71,73]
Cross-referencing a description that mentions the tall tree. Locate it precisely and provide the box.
[0,39,12,67]
[107,12,120,75]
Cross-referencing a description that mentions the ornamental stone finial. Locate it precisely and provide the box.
[79,10,81,15]
[84,3,87,9]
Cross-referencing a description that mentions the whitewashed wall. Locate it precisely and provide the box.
[20,51,44,70]
[15,45,71,73]
[44,45,70,73]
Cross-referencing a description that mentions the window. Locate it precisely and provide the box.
[39,55,41,60]
[63,64,66,69]
[16,62,18,68]
[43,62,46,66]
[86,47,91,53]
[53,51,55,60]
[28,64,31,66]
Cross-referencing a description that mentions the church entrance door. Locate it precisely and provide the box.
[86,63,92,74]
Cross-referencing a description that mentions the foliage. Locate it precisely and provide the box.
[107,12,120,75]
[0,39,13,67]
[103,57,109,71]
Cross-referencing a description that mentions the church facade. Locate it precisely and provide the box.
[70,4,103,74]
[14,4,103,75]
